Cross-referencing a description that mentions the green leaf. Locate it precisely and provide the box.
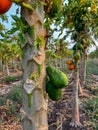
[8,27,19,34]
[27,26,34,39]
[0,32,5,37]
[0,14,8,22]
[0,23,5,31]
[11,15,20,22]
[18,33,26,44]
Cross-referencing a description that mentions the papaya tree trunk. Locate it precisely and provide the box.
[78,80,83,95]
[20,1,48,130]
[80,49,87,87]
[70,64,82,127]
[2,56,5,72]
[6,63,10,75]
[0,57,3,71]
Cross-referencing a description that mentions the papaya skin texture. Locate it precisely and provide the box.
[46,66,68,89]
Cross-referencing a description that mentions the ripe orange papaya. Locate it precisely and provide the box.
[68,64,75,70]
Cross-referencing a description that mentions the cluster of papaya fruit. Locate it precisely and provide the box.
[73,37,88,51]
[66,51,81,71]
[66,36,88,70]
[66,60,75,71]
[46,66,68,101]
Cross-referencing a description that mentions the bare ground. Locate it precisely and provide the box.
[0,70,98,130]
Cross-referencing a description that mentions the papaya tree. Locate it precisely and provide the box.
[48,0,98,127]
[0,26,22,74]
[64,0,98,127]
[5,0,63,129]
[45,1,83,126]
[11,1,48,130]
[0,15,8,71]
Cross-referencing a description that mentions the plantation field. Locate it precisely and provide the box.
[0,58,98,130]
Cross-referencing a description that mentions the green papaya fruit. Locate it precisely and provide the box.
[73,51,81,61]
[46,66,68,88]
[46,81,62,101]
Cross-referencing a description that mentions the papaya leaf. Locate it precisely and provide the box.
[27,26,34,39]
[0,23,5,31]
[11,15,20,22]
[0,32,5,37]
[8,27,20,34]
[18,33,26,45]
[0,14,8,22]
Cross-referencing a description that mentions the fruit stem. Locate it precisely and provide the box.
[11,0,34,12]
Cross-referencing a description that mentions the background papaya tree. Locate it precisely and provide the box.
[0,15,8,71]
[45,0,98,128]
[0,27,22,74]
[63,0,98,127]
[65,0,98,127]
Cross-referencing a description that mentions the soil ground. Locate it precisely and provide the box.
[0,70,98,130]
